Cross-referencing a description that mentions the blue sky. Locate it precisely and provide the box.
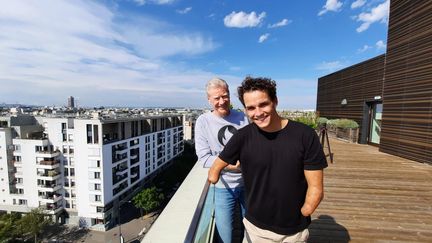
[0,0,389,110]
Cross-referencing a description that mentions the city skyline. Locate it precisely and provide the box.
[0,0,388,109]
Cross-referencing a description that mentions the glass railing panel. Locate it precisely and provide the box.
[184,182,217,243]
[193,185,215,243]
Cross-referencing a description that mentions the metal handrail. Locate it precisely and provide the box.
[184,180,211,243]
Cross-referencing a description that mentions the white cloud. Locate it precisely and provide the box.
[0,0,221,107]
[258,33,270,43]
[177,7,192,14]
[357,44,372,53]
[376,40,386,50]
[318,0,343,16]
[268,19,292,28]
[356,0,389,32]
[133,0,175,6]
[315,61,347,72]
[224,11,266,28]
[351,0,366,9]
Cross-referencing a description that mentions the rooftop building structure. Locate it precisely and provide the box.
[67,96,75,109]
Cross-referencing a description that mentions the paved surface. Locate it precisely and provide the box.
[75,213,158,243]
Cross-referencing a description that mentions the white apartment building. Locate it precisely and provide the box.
[0,113,184,231]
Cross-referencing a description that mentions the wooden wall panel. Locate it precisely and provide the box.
[316,55,385,141]
[380,0,432,165]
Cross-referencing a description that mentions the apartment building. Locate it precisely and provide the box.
[0,112,184,230]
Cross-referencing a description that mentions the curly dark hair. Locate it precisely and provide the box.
[237,76,277,107]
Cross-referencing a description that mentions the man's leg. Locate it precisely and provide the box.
[215,187,236,243]
[236,187,246,242]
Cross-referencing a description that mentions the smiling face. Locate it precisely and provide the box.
[207,86,231,117]
[243,90,279,132]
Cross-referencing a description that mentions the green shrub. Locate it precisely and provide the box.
[327,119,359,129]
[317,117,328,126]
[293,116,317,129]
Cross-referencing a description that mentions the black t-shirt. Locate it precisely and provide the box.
[219,120,328,235]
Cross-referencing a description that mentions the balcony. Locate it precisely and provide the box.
[40,203,63,214]
[39,193,63,203]
[38,159,60,166]
[13,160,23,166]
[112,153,127,163]
[37,170,61,179]
[35,149,60,158]
[112,173,128,185]
[37,183,61,192]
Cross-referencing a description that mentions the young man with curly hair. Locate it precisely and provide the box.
[208,77,327,242]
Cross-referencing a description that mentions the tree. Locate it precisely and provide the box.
[0,212,22,242]
[132,186,164,215]
[19,208,51,243]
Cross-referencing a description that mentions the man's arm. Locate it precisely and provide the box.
[194,117,218,168]
[301,170,324,216]
[208,157,229,184]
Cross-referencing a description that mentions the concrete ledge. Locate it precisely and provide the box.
[142,162,207,243]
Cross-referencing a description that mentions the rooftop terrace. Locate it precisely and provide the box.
[310,138,432,242]
[144,138,432,242]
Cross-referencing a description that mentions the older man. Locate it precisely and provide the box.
[195,77,249,242]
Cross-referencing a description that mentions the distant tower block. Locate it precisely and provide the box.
[68,96,75,108]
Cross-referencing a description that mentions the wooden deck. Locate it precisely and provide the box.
[309,138,432,243]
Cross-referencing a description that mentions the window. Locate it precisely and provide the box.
[87,124,93,144]
[121,122,125,140]
[96,206,104,213]
[94,183,101,191]
[93,125,99,144]
[94,172,100,179]
[95,195,101,202]
[70,168,75,176]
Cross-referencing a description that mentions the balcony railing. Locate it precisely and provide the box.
[38,159,60,166]
[144,163,215,242]
[185,181,215,243]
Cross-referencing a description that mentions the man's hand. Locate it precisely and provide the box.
[301,170,324,216]
[208,157,229,184]
[225,161,241,173]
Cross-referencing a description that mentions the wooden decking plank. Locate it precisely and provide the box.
[311,138,432,242]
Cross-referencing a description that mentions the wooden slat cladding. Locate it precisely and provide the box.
[380,0,432,164]
[316,55,385,140]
